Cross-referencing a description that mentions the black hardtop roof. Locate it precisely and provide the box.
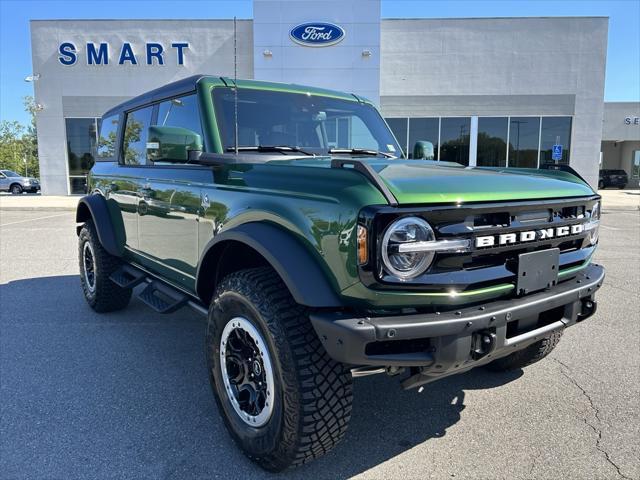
[102,74,207,118]
[101,75,364,119]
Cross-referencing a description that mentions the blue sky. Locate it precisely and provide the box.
[1,0,638,126]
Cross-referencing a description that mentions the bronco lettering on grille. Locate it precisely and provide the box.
[475,224,585,248]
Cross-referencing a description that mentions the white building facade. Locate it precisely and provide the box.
[29,1,613,194]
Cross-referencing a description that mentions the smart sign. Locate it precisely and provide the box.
[58,42,189,66]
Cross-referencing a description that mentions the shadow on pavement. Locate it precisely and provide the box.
[0,275,523,480]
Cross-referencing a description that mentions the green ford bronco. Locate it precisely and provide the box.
[76,75,604,471]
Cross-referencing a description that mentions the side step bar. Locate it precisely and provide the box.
[137,281,188,314]
[109,264,146,289]
[109,264,206,315]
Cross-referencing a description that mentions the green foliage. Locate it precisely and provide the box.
[0,96,39,177]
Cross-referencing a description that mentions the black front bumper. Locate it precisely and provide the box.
[311,264,604,383]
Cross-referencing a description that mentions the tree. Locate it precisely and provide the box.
[0,96,40,177]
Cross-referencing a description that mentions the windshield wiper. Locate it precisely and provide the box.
[226,145,315,156]
[328,148,396,159]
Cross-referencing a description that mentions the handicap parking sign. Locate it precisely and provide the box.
[552,144,563,161]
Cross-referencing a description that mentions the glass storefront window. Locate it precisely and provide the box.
[508,117,540,168]
[477,117,508,167]
[440,117,470,165]
[408,118,439,159]
[385,118,408,157]
[65,118,97,194]
[539,117,572,165]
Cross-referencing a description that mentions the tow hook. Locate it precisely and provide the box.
[471,330,497,360]
[577,298,597,322]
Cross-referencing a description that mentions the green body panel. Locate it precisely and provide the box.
[89,77,597,310]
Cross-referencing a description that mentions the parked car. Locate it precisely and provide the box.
[76,75,604,471]
[598,169,628,189]
[0,169,40,194]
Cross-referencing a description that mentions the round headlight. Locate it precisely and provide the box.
[381,217,435,280]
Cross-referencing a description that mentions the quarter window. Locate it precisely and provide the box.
[122,106,153,165]
[97,114,119,160]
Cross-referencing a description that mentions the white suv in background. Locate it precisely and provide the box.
[0,170,40,194]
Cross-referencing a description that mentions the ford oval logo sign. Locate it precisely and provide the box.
[290,22,345,47]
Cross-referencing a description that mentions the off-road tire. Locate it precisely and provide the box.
[205,267,353,472]
[10,184,23,194]
[485,329,564,372]
[78,220,132,312]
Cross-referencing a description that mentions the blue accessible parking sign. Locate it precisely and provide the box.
[552,144,563,161]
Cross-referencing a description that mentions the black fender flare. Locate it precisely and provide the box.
[196,222,343,308]
[75,194,126,257]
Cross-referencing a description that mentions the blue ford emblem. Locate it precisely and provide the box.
[290,22,345,47]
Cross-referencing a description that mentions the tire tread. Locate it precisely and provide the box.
[211,267,353,471]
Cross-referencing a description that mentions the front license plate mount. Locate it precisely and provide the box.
[516,248,560,296]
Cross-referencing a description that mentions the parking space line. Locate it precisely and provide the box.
[0,212,73,227]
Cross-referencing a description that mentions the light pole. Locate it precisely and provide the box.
[511,120,527,167]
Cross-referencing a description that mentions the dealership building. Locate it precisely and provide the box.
[28,0,638,194]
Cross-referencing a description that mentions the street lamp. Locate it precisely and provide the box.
[511,120,527,167]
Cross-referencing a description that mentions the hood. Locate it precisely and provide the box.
[371,162,595,204]
[266,158,595,204]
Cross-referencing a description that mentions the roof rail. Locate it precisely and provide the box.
[330,159,398,206]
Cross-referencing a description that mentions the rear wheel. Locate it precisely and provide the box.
[598,180,604,189]
[78,220,132,312]
[205,267,353,471]
[485,329,563,371]
[10,184,23,194]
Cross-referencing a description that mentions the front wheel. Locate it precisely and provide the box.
[10,184,23,194]
[205,267,353,471]
[78,221,132,312]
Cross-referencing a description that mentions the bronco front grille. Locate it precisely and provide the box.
[358,195,600,293]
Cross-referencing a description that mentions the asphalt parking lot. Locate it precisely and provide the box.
[1,191,638,480]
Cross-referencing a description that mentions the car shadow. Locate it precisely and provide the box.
[0,275,523,480]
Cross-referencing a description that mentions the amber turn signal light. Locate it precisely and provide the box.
[357,224,368,265]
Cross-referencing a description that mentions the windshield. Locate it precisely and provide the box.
[212,87,402,157]
[1,170,20,177]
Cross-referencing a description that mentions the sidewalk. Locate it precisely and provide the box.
[0,194,79,211]
[599,188,640,211]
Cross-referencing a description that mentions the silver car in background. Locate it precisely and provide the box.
[0,170,40,194]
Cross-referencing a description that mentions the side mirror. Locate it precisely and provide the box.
[413,141,435,160]
[147,126,203,163]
